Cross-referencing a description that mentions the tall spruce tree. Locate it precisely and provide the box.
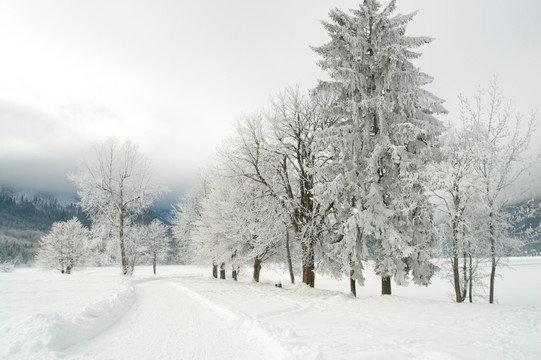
[313,0,446,294]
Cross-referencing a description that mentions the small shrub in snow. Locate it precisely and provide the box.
[0,259,15,272]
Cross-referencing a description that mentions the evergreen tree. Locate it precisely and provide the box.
[313,0,446,294]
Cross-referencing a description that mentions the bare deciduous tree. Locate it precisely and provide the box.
[70,137,167,275]
[460,78,537,303]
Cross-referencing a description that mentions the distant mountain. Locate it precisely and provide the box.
[0,186,88,264]
[0,186,174,264]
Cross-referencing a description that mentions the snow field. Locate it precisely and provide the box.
[175,275,541,359]
[1,260,540,359]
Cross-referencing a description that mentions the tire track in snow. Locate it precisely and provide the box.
[170,279,324,360]
[62,279,274,360]
[170,281,302,360]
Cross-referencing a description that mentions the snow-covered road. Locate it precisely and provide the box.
[63,278,277,360]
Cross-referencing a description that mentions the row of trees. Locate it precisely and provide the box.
[173,0,537,303]
[36,216,170,275]
[35,1,537,304]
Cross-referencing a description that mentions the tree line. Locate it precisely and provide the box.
[172,0,538,303]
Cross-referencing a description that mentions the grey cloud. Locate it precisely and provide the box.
[0,156,77,198]
[0,99,57,135]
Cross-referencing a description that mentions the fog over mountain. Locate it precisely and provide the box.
[0,1,540,205]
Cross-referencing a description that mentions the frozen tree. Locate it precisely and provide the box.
[224,87,334,287]
[35,217,90,274]
[460,78,537,303]
[145,219,170,274]
[124,222,147,275]
[428,127,486,302]
[70,137,167,275]
[88,212,119,266]
[191,168,285,282]
[190,172,241,278]
[171,174,208,267]
[229,173,285,282]
[312,0,445,295]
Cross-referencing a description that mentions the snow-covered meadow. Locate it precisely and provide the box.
[1,258,540,360]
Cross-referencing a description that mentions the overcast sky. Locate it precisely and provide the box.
[0,0,540,205]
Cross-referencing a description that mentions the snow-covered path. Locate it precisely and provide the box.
[2,263,541,360]
[63,277,276,360]
[67,275,541,360]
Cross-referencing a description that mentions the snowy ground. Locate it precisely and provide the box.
[1,258,540,360]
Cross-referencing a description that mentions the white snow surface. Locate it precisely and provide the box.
[1,258,540,360]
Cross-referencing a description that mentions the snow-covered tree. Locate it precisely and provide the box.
[460,78,537,303]
[171,174,208,266]
[229,173,285,282]
[224,87,334,287]
[145,219,170,274]
[124,222,147,275]
[190,172,240,278]
[35,217,90,274]
[87,212,119,266]
[191,168,285,282]
[70,137,167,275]
[312,0,445,295]
[428,126,486,302]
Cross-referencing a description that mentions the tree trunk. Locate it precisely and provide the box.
[350,270,356,297]
[120,209,128,275]
[253,257,262,282]
[220,262,226,279]
[212,264,218,278]
[452,257,463,302]
[302,264,314,287]
[381,276,392,295]
[232,267,238,281]
[349,254,356,296]
[301,241,315,287]
[153,255,157,275]
[489,212,496,304]
[468,254,473,303]
[489,243,496,304]
[462,251,468,300]
[129,257,135,275]
[451,216,464,302]
[285,228,295,284]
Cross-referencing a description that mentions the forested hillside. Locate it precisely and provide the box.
[0,187,88,264]
[0,186,176,265]
[508,198,541,255]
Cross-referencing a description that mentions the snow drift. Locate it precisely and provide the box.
[2,282,136,358]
